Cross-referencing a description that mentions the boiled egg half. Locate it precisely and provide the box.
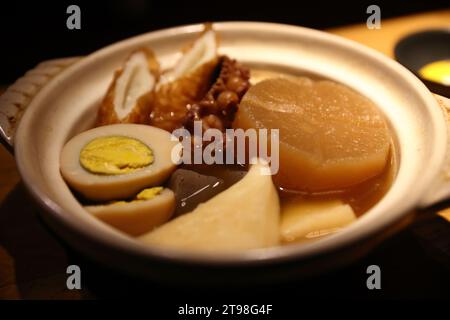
[85,187,175,236]
[60,124,180,201]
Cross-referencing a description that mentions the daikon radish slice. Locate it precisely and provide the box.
[139,162,280,252]
[234,77,391,191]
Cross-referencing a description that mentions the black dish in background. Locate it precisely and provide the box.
[394,29,450,98]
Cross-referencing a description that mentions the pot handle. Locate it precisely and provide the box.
[420,94,450,207]
[0,57,81,152]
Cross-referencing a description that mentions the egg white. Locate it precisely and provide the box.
[85,188,175,236]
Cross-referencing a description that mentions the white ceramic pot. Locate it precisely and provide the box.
[1,22,450,283]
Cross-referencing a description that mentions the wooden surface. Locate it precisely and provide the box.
[1,10,450,300]
[329,9,450,57]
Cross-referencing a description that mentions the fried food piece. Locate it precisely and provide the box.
[96,48,159,126]
[149,24,219,132]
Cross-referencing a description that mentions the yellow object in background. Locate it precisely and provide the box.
[437,208,450,222]
[419,60,450,86]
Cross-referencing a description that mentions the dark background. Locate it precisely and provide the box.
[0,0,449,84]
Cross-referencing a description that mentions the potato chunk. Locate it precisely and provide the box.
[280,199,356,243]
[234,77,391,191]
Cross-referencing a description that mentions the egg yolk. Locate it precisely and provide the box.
[419,60,450,86]
[136,187,164,200]
[80,136,153,175]
[113,187,164,204]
